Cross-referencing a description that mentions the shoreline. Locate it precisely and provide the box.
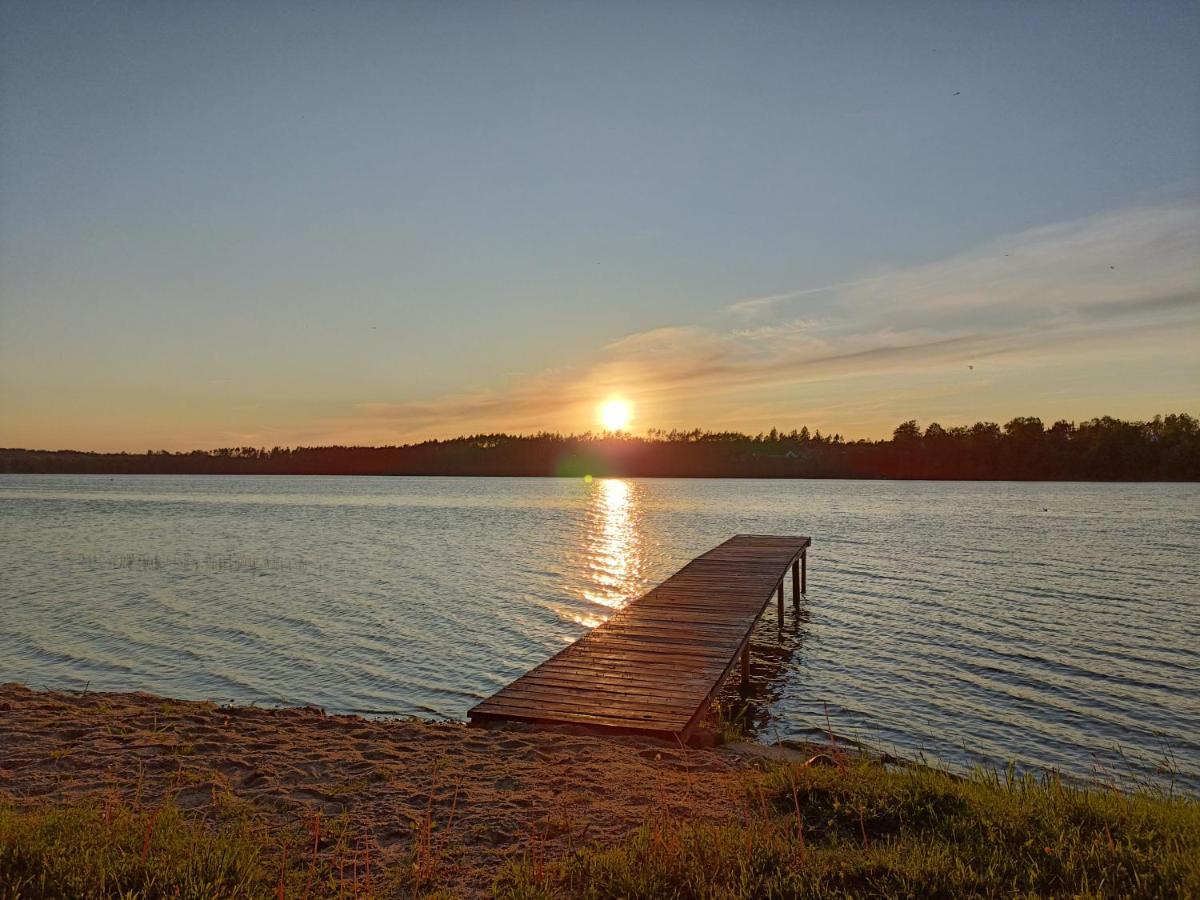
[3,471,1196,483]
[3,683,1196,896]
[0,683,765,896]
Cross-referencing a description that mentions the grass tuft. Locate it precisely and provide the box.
[0,799,407,898]
[495,758,1200,899]
[0,800,272,898]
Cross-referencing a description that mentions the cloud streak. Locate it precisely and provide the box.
[321,196,1200,442]
[724,275,895,316]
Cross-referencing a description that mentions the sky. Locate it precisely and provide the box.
[1,1,1198,452]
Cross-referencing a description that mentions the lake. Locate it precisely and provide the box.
[1,474,1196,791]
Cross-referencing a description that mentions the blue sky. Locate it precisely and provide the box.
[1,1,1197,450]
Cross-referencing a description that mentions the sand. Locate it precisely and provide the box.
[0,684,770,895]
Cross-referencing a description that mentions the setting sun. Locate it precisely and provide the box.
[598,398,632,432]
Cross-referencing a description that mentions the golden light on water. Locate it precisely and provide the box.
[597,397,632,432]
[582,478,643,612]
[546,477,646,636]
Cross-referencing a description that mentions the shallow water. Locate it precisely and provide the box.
[1,475,1197,790]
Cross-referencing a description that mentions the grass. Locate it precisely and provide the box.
[706,698,751,745]
[0,798,398,899]
[494,757,1200,899]
[0,800,273,898]
[3,758,1196,898]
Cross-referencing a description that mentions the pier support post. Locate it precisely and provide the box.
[740,641,750,694]
[777,581,784,621]
[801,551,807,594]
[792,559,800,608]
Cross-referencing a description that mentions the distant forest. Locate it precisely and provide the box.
[3,414,1198,481]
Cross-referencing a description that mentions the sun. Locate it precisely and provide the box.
[598,398,632,432]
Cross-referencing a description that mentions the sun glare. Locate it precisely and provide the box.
[598,398,632,432]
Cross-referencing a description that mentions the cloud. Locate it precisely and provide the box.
[321,195,1200,442]
[724,276,889,316]
[736,197,1200,328]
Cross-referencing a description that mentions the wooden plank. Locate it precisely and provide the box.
[473,695,691,722]
[476,689,696,717]
[470,707,690,734]
[468,534,810,741]
[505,675,710,701]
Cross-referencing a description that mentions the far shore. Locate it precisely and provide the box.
[3,412,1197,480]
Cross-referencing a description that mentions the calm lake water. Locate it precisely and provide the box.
[1,475,1197,790]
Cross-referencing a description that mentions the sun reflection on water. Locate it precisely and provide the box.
[581,478,644,615]
[544,478,648,634]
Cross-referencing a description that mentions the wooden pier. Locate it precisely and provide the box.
[468,534,810,742]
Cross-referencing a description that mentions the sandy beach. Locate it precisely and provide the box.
[0,683,771,896]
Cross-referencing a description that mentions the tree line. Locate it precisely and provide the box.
[1,413,1196,480]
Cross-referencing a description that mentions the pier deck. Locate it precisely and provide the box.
[468,534,810,742]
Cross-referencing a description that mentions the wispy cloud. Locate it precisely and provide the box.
[320,196,1200,442]
[725,276,890,316]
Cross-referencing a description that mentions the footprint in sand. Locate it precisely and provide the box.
[293,788,344,812]
[362,748,399,762]
[474,826,510,847]
[495,738,538,760]
[376,827,410,848]
[240,770,269,788]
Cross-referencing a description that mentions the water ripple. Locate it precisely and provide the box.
[1,474,1197,791]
